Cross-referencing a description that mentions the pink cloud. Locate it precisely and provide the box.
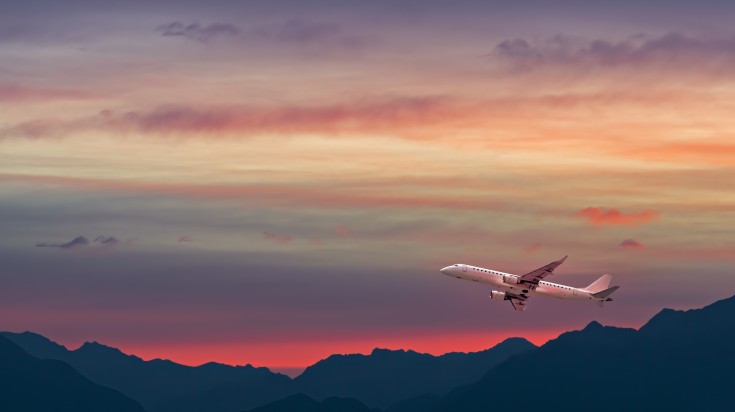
[575,207,659,227]
[619,239,645,250]
[524,243,542,253]
[335,226,351,236]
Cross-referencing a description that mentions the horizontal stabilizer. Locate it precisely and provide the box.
[592,286,619,299]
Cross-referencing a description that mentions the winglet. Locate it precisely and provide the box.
[559,255,568,264]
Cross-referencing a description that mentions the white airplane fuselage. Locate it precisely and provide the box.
[441,264,598,302]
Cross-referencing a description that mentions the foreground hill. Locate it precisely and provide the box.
[0,336,144,412]
[247,393,379,412]
[295,338,536,408]
[392,295,735,412]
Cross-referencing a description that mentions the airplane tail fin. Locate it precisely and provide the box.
[584,274,612,293]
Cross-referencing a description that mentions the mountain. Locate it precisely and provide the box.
[10,294,734,412]
[397,295,735,412]
[294,337,536,408]
[0,332,296,412]
[246,393,379,412]
[2,330,535,411]
[0,336,144,412]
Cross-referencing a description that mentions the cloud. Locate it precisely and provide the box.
[524,243,542,253]
[157,21,241,42]
[575,207,659,227]
[0,97,457,140]
[0,84,95,102]
[0,172,508,212]
[35,235,121,250]
[623,142,735,167]
[36,235,90,249]
[156,19,359,49]
[335,226,351,236]
[491,32,735,74]
[263,232,292,244]
[619,239,645,250]
[252,19,363,48]
[94,236,120,246]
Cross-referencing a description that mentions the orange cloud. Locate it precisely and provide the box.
[524,243,543,253]
[575,207,659,227]
[619,239,645,250]
[624,143,735,167]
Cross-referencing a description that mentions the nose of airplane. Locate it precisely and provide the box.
[440,266,452,275]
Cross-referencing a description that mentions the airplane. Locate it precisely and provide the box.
[439,256,619,311]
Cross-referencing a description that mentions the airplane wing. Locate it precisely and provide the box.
[506,292,529,311]
[519,255,568,284]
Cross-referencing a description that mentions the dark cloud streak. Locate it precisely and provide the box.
[492,32,735,73]
[36,235,90,250]
[157,21,241,42]
[35,235,122,250]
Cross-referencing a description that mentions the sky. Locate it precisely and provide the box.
[2,0,735,375]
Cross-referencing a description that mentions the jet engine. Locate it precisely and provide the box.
[490,291,506,300]
[503,275,520,285]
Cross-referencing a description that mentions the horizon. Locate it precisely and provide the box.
[2,0,735,375]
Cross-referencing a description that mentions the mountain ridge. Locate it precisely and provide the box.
[1,331,534,412]
[0,336,145,412]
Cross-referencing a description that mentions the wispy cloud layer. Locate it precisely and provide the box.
[0,84,95,102]
[0,97,455,139]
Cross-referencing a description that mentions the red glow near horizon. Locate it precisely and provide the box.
[68,330,564,375]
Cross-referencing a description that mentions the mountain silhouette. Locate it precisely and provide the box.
[7,294,735,412]
[0,335,144,412]
[246,393,379,412]
[390,295,735,412]
[0,332,295,412]
[295,337,536,408]
[2,331,534,411]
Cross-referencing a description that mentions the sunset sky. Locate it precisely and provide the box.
[2,0,735,375]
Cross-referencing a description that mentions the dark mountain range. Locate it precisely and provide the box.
[246,393,379,412]
[390,294,735,412]
[1,331,533,412]
[0,335,144,412]
[0,331,295,412]
[8,294,734,412]
[295,337,536,408]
